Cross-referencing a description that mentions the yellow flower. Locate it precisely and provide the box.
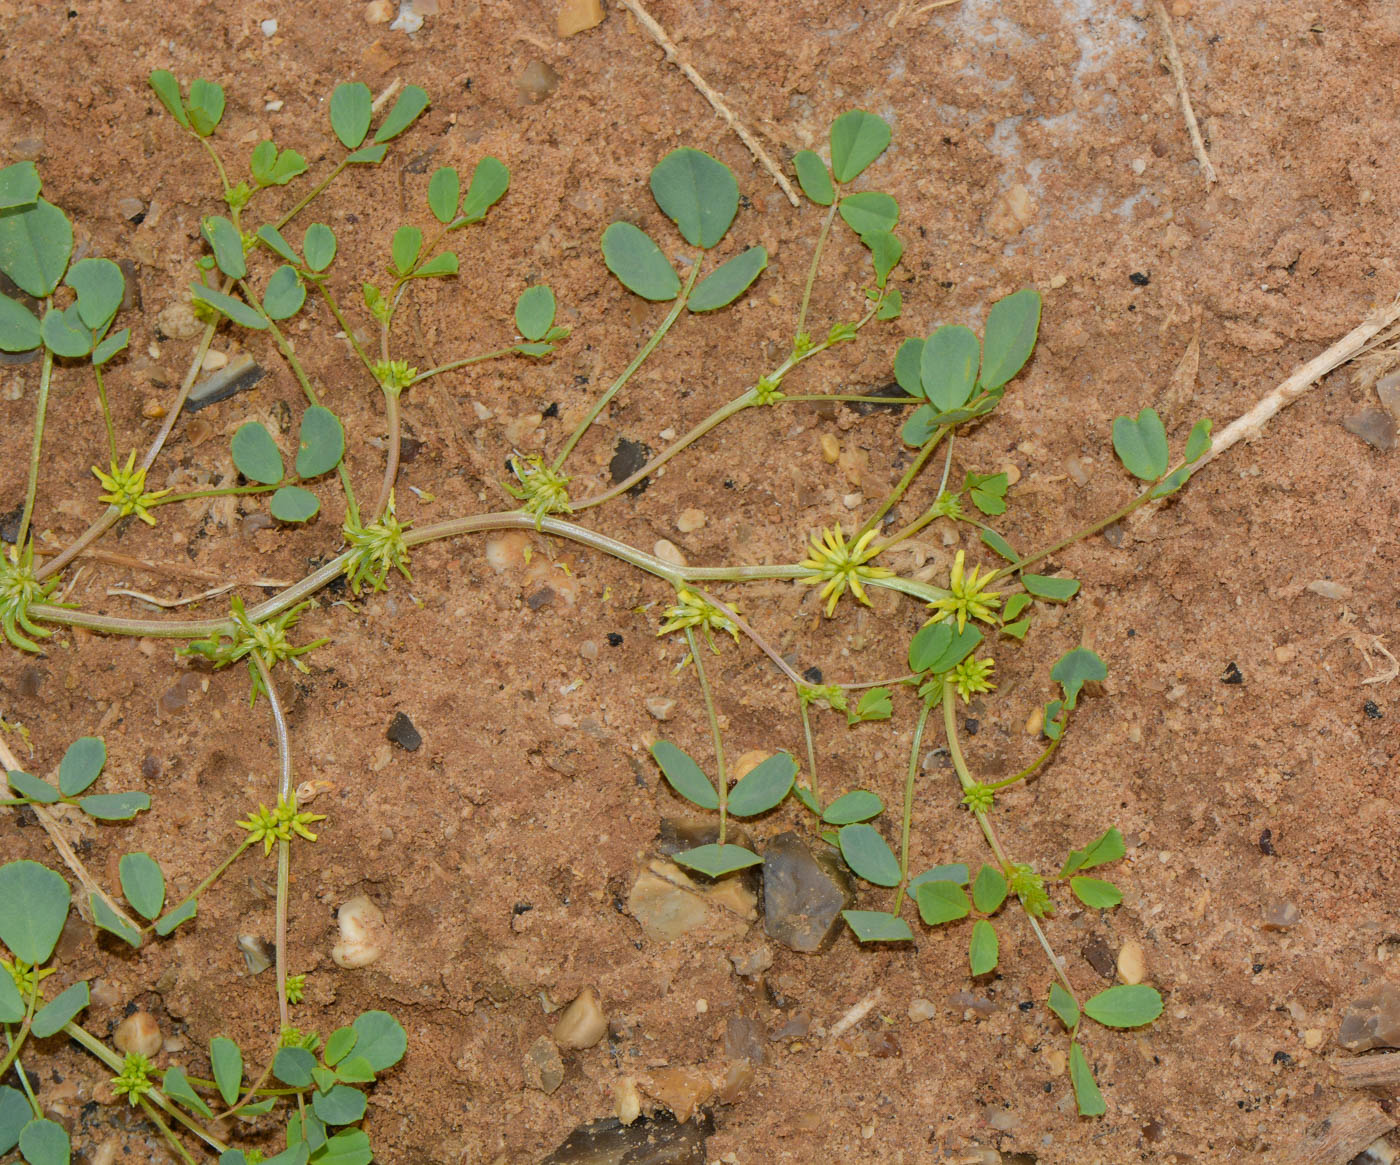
[657,588,740,653]
[798,524,894,617]
[951,655,996,703]
[92,451,169,526]
[924,550,1002,632]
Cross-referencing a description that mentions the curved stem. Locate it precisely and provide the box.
[891,702,932,915]
[154,836,256,932]
[409,346,517,384]
[313,279,376,374]
[856,427,950,542]
[197,135,233,198]
[685,625,727,845]
[989,737,1061,791]
[93,362,117,465]
[15,345,54,552]
[552,257,702,472]
[687,585,804,687]
[276,158,348,229]
[138,1095,198,1165]
[371,392,401,522]
[796,194,841,340]
[254,655,294,1035]
[798,696,820,815]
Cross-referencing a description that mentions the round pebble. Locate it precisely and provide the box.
[1116,940,1146,985]
[645,696,676,721]
[653,539,686,567]
[364,0,393,22]
[676,507,706,533]
[114,1012,162,1058]
[260,17,278,35]
[908,998,936,1022]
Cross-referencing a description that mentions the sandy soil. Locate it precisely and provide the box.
[2,1,1399,1162]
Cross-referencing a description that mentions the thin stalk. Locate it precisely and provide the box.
[779,393,916,405]
[371,391,401,522]
[856,427,951,541]
[878,435,958,551]
[891,703,932,915]
[798,696,821,814]
[575,390,756,511]
[409,346,517,384]
[197,135,233,199]
[3,1042,40,1116]
[153,837,256,931]
[988,737,1061,791]
[688,585,805,686]
[0,981,40,1080]
[64,1022,229,1153]
[93,362,117,464]
[839,672,920,691]
[552,257,703,471]
[987,469,1179,584]
[138,1096,198,1165]
[942,679,1077,1000]
[276,158,349,229]
[314,279,376,374]
[150,483,281,507]
[795,194,841,340]
[685,625,727,845]
[254,655,294,1034]
[15,345,54,551]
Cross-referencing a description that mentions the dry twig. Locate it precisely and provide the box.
[1333,1052,1400,1090]
[887,0,961,27]
[616,0,800,207]
[1153,0,1217,186]
[1283,1097,1394,1165]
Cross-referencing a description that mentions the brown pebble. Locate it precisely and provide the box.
[114,1012,162,1058]
[364,0,393,22]
[557,0,604,37]
[554,987,608,1049]
[516,60,561,104]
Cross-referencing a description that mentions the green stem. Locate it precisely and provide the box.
[154,837,256,931]
[796,193,841,341]
[371,390,401,522]
[0,980,40,1081]
[409,346,517,384]
[63,1021,229,1153]
[942,679,1077,1000]
[685,625,727,846]
[874,436,958,552]
[313,279,377,374]
[891,703,932,915]
[276,158,349,230]
[552,257,703,472]
[93,362,117,465]
[987,467,1181,584]
[2,1040,40,1117]
[254,655,294,1035]
[988,737,1061,791]
[856,426,950,542]
[15,344,54,552]
[840,672,920,691]
[138,1095,198,1165]
[778,393,916,405]
[149,483,282,507]
[798,696,820,815]
[196,136,233,199]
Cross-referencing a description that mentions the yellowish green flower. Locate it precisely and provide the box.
[951,655,996,703]
[1007,863,1053,918]
[371,359,417,394]
[0,542,59,653]
[111,1052,156,1105]
[1,955,55,1002]
[504,454,572,528]
[961,782,995,813]
[285,973,307,1004]
[925,550,1002,632]
[344,491,413,595]
[657,588,740,653]
[798,524,894,617]
[92,451,169,526]
[237,791,327,857]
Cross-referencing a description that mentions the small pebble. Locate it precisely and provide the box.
[1307,579,1350,600]
[1065,456,1091,487]
[908,998,937,1022]
[1002,462,1021,486]
[557,0,605,37]
[387,711,421,751]
[609,438,652,493]
[1024,706,1043,736]
[820,433,841,463]
[114,1012,163,1057]
[1261,900,1300,931]
[723,1014,766,1064]
[237,934,274,974]
[613,1076,642,1125]
[156,300,204,341]
[676,507,706,533]
[116,197,144,222]
[653,539,686,566]
[1343,408,1396,451]
[331,896,390,968]
[265,99,284,112]
[1131,157,1147,175]
[1274,643,1297,663]
[1049,273,1068,289]
[1338,985,1400,1051]
[201,349,229,373]
[579,639,598,660]
[645,696,676,721]
[554,987,608,1049]
[260,17,278,35]
[526,1035,565,1094]
[11,138,42,161]
[485,531,530,573]
[516,60,561,104]
[364,0,394,22]
[1116,940,1146,985]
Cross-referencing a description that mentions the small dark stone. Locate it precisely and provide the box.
[542,401,559,419]
[606,632,624,647]
[398,435,423,464]
[118,258,141,309]
[0,505,22,544]
[609,437,652,496]
[1258,828,1275,856]
[657,817,753,860]
[1018,1000,1034,1011]
[1221,661,1244,685]
[401,149,437,175]
[850,382,917,415]
[1082,936,1116,979]
[185,355,267,412]
[761,831,854,953]
[387,711,421,751]
[723,479,735,489]
[541,1112,713,1165]
[964,718,979,735]
[17,665,44,698]
[526,587,555,611]
[1129,271,1151,286]
[1102,521,1125,548]
[802,666,823,683]
[141,755,162,781]
[1252,962,1265,974]
[512,902,533,916]
[1365,700,1382,719]
[1272,1050,1292,1065]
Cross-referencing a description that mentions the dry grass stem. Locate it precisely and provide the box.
[1153,0,1217,186]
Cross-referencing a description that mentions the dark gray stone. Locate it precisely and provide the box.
[760,831,852,953]
[540,1111,712,1164]
[1337,985,1400,1051]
